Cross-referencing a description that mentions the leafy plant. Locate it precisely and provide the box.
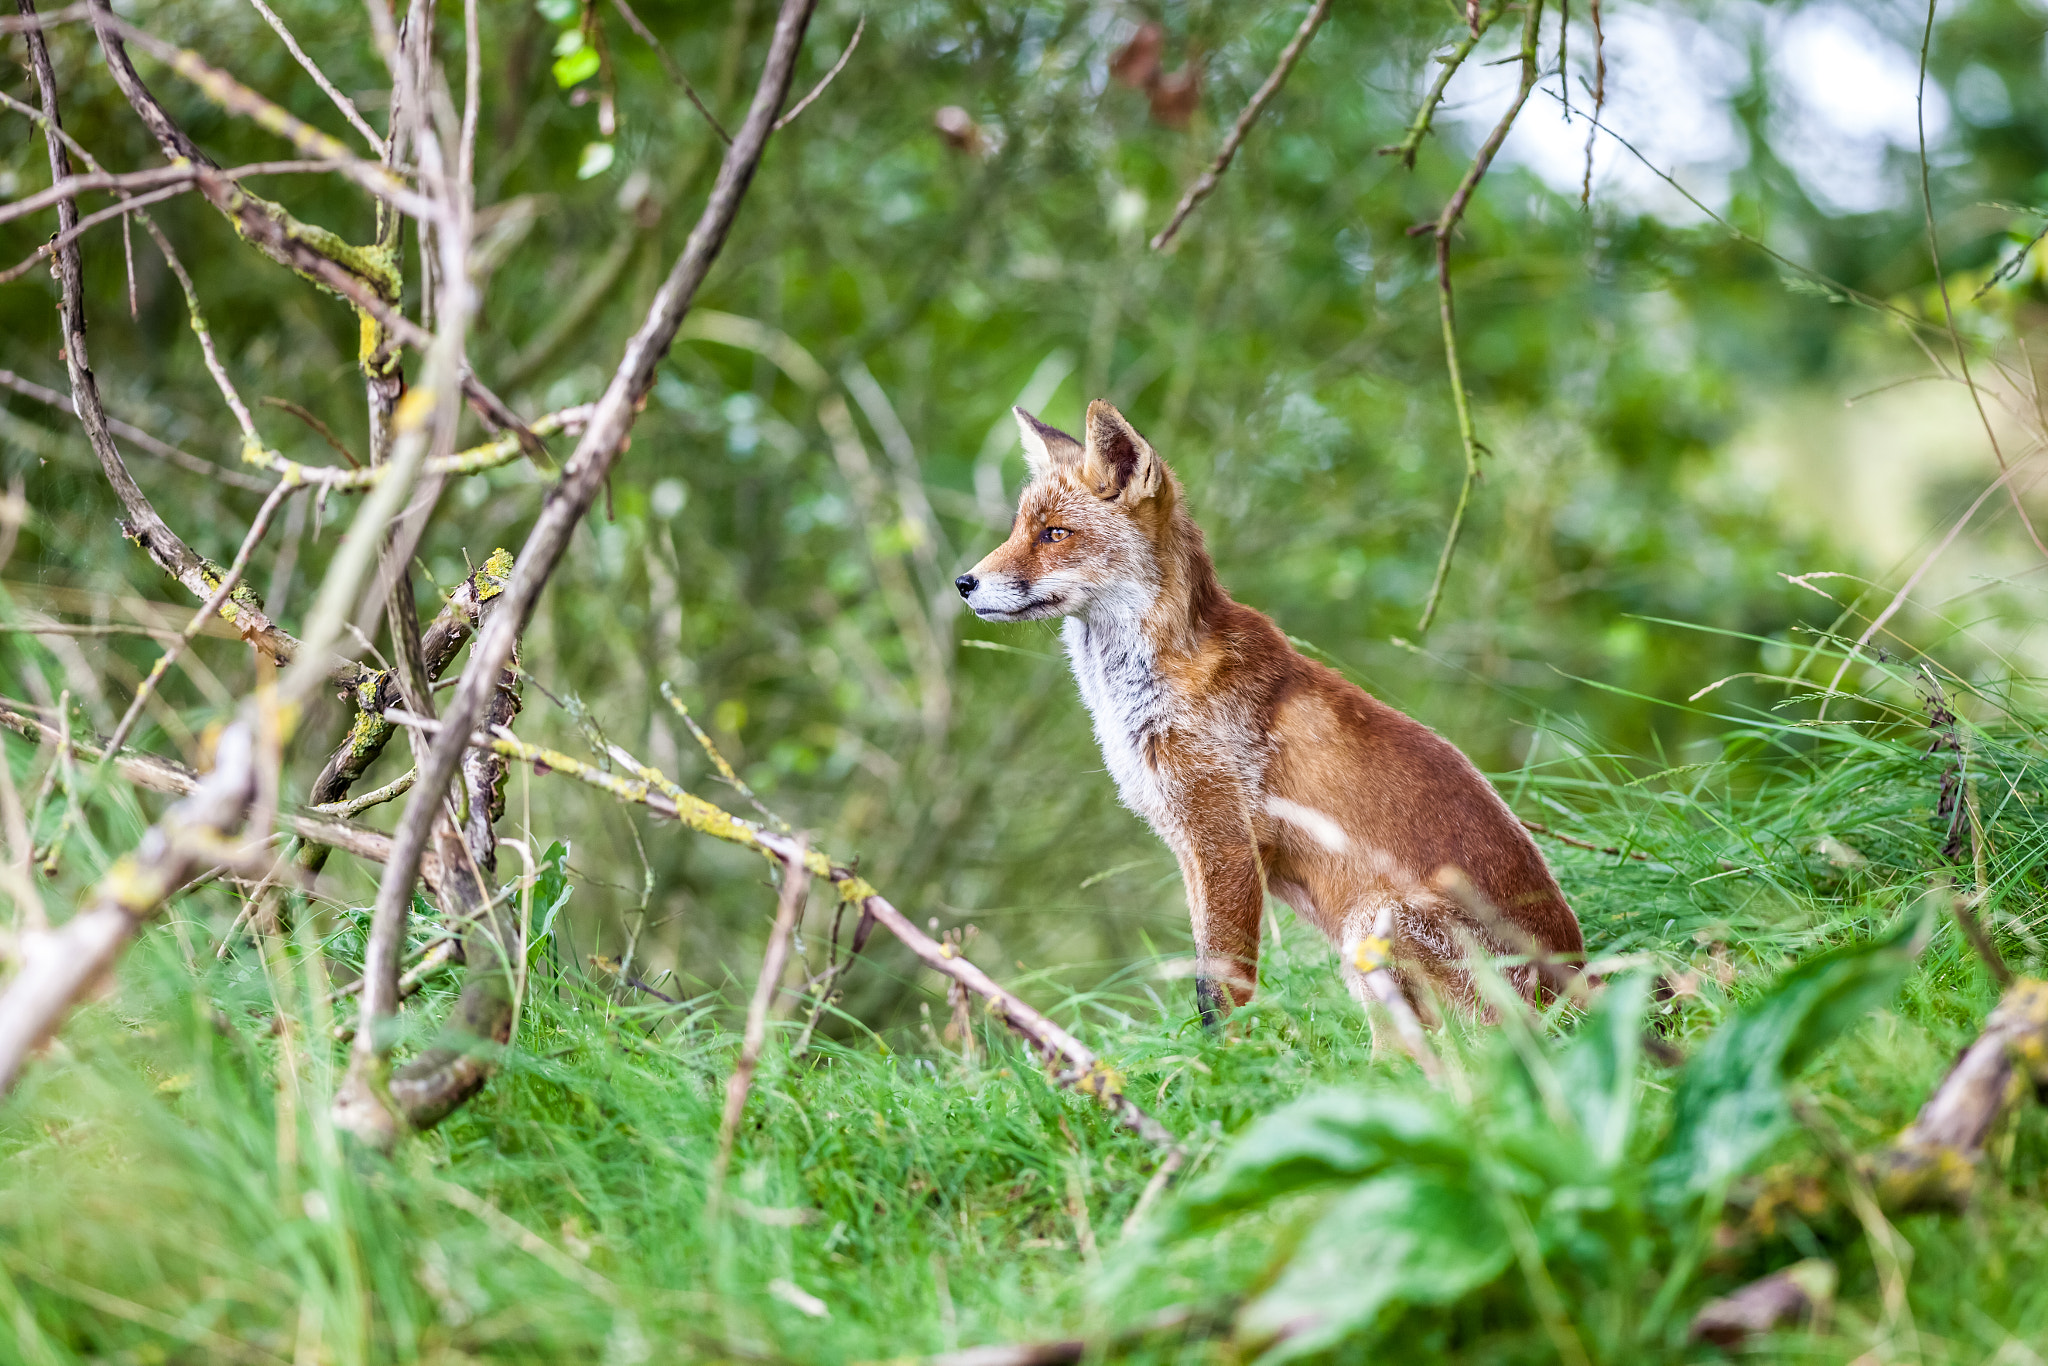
[1123,919,1925,1362]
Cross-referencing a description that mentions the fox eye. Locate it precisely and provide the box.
[1040,527,1071,543]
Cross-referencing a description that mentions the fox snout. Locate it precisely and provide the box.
[957,568,1063,621]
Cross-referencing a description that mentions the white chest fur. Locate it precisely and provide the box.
[1062,611,1173,826]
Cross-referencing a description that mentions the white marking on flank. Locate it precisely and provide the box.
[1264,796,1351,853]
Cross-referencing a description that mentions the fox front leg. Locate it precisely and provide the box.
[1165,790,1266,1028]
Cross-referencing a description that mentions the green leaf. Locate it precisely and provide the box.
[552,43,599,89]
[1557,970,1653,1170]
[1239,1171,1513,1362]
[1650,922,1920,1205]
[534,0,576,20]
[526,840,572,966]
[1168,1091,1468,1234]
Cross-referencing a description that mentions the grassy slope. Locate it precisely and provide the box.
[4,693,2048,1366]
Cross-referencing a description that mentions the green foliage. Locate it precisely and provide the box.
[1127,935,1920,1362]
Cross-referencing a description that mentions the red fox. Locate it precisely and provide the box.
[956,401,1584,1030]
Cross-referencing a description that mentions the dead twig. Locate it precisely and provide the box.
[1518,818,1653,862]
[0,160,339,229]
[660,681,788,830]
[1150,0,1329,251]
[709,838,810,1208]
[1378,2,1505,168]
[1687,1260,1835,1347]
[104,479,300,755]
[772,12,862,133]
[383,711,1185,1154]
[242,0,387,155]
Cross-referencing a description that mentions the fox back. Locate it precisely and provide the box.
[956,400,1583,1026]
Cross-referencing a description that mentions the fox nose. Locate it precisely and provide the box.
[954,574,978,598]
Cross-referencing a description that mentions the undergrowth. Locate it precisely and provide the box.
[5,664,2048,1365]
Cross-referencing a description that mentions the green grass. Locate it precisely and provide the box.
[5,672,2048,1365]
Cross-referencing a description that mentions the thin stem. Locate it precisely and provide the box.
[1915,0,2046,561]
[772,11,862,133]
[1580,0,1603,206]
[1378,0,1507,168]
[243,0,388,155]
[1415,0,1543,635]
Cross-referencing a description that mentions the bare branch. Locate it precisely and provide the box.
[13,0,288,662]
[1378,1,1506,169]
[386,711,1184,1153]
[86,0,404,311]
[0,182,196,285]
[0,1,85,31]
[350,0,823,1139]
[1873,976,2048,1211]
[92,12,434,217]
[1150,0,1328,251]
[1580,0,1604,206]
[249,405,590,489]
[0,160,340,229]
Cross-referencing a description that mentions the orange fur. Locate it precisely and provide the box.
[957,401,1584,1026]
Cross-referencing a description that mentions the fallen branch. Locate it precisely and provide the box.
[1149,0,1330,252]
[1871,976,2048,1211]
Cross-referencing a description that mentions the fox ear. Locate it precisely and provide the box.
[1013,407,1084,481]
[1083,400,1164,503]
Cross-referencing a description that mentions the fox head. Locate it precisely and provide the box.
[956,400,1176,622]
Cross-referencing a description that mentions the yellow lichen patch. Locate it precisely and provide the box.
[476,549,516,599]
[1074,1060,1125,1098]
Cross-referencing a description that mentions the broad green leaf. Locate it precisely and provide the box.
[526,840,573,967]
[1239,1171,1512,1362]
[1557,970,1653,1170]
[1650,924,1919,1205]
[1168,1091,1468,1234]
